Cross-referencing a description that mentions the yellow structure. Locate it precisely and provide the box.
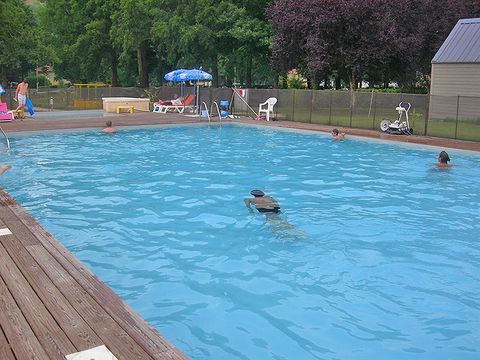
[73,83,111,109]
[116,105,134,114]
[102,97,150,113]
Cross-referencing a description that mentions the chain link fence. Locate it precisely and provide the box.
[1,87,478,142]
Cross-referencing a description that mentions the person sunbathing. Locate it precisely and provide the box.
[159,95,184,106]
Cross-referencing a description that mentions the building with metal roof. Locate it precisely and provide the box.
[429,18,480,134]
[430,18,480,96]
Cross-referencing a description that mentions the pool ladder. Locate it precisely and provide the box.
[212,102,222,122]
[0,126,10,150]
[199,102,223,123]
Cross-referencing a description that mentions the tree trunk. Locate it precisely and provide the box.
[335,75,341,90]
[137,42,149,88]
[271,70,280,89]
[0,65,6,87]
[349,70,358,91]
[157,58,163,86]
[110,50,119,87]
[383,71,389,88]
[211,57,218,87]
[245,56,252,88]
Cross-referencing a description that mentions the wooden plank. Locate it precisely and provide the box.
[0,322,16,360]
[0,241,76,359]
[0,205,37,246]
[26,243,155,360]
[0,274,51,360]
[3,192,187,360]
[0,234,103,351]
[0,201,158,360]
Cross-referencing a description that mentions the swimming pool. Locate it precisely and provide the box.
[1,124,479,359]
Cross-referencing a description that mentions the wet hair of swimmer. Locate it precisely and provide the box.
[106,120,113,127]
[439,150,450,163]
[250,189,265,197]
[332,128,339,135]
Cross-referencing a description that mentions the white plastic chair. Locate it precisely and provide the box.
[258,97,277,121]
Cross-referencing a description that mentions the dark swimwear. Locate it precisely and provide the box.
[257,207,281,213]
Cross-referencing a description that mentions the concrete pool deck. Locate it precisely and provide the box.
[0,110,478,358]
[1,110,479,151]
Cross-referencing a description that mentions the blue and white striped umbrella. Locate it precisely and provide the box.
[164,69,212,82]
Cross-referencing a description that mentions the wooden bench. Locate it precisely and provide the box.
[116,105,134,114]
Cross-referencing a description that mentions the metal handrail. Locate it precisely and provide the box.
[212,102,222,122]
[0,126,10,150]
[232,87,258,118]
[200,102,211,123]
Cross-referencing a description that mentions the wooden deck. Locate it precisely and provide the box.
[0,110,478,359]
[0,189,186,359]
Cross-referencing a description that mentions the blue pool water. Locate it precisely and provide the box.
[1,124,479,359]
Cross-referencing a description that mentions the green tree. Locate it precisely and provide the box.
[0,0,48,85]
[39,0,119,85]
[111,0,155,87]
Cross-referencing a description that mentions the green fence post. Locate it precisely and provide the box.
[424,95,430,136]
[349,90,354,128]
[292,89,296,121]
[309,91,313,123]
[328,89,333,125]
[454,96,459,139]
[372,92,377,130]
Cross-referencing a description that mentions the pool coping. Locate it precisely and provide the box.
[1,111,478,152]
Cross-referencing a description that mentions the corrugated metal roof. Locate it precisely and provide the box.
[432,18,480,63]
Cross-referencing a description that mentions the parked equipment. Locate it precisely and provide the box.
[380,102,412,135]
[219,100,229,118]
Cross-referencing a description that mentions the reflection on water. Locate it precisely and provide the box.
[264,213,305,242]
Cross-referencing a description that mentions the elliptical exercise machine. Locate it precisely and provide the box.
[380,102,412,135]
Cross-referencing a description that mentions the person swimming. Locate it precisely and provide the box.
[331,128,345,139]
[102,120,117,133]
[0,164,12,175]
[244,190,281,213]
[436,150,452,167]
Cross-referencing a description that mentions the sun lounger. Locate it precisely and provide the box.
[0,103,14,122]
[155,94,195,114]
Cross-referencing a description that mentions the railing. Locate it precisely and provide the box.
[212,102,222,122]
[0,126,10,150]
[3,86,478,141]
[200,102,211,122]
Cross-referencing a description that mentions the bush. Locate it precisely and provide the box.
[25,74,52,87]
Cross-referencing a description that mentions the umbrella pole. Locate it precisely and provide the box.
[197,83,200,114]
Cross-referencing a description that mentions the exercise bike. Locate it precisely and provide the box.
[380,102,412,135]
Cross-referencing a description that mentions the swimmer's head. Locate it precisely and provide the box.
[106,120,112,127]
[332,128,339,135]
[250,189,265,197]
[438,151,450,163]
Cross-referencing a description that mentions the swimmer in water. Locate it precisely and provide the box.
[436,150,453,167]
[244,190,280,214]
[331,128,345,140]
[0,164,12,175]
[102,120,117,133]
